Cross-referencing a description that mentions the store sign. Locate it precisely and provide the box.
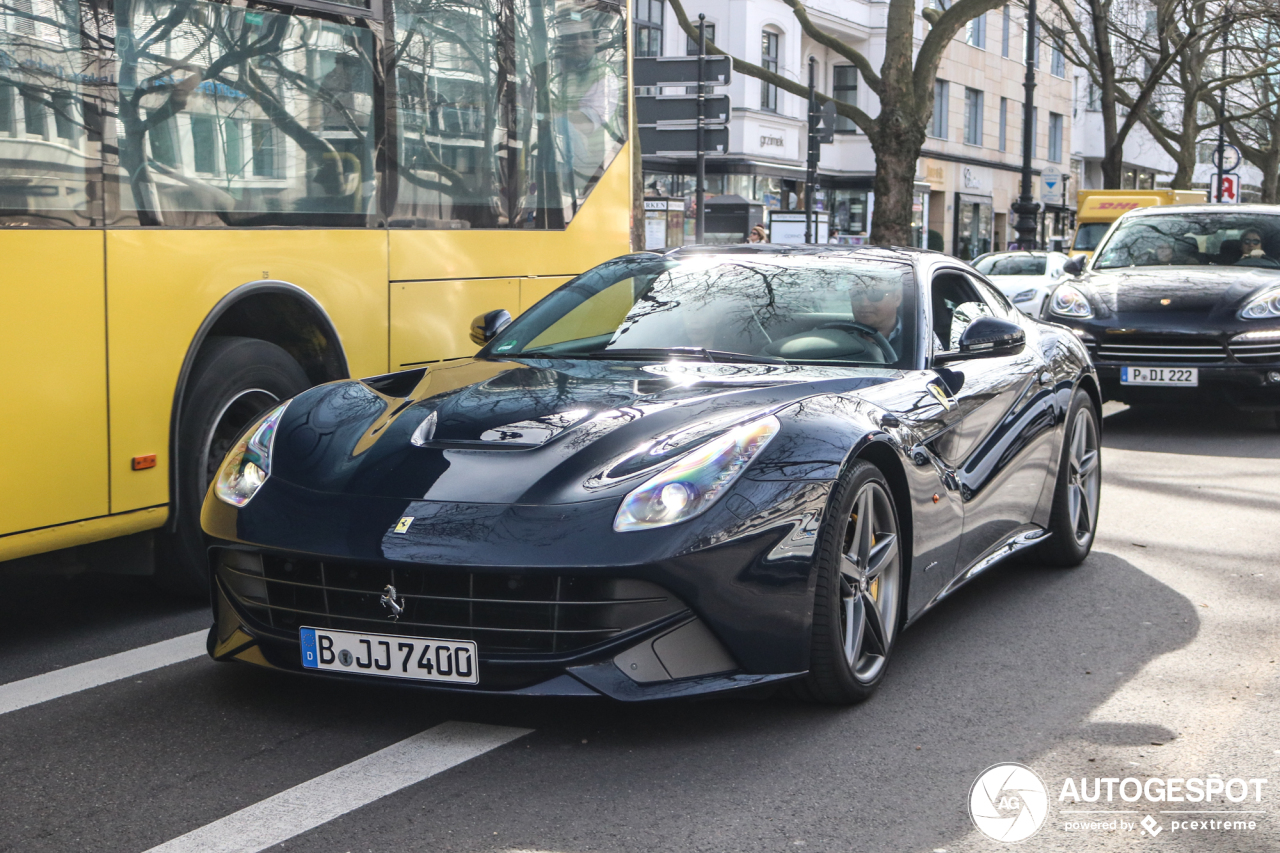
[961,165,992,193]
[744,120,798,159]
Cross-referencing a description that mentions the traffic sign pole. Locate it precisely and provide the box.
[804,58,818,244]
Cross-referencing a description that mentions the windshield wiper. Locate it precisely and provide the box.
[578,347,787,365]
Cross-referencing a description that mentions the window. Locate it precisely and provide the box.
[931,79,949,138]
[0,85,14,135]
[191,115,219,174]
[634,0,663,58]
[833,66,858,131]
[250,121,278,178]
[761,31,780,112]
[999,97,1008,152]
[966,12,986,49]
[1087,79,1101,111]
[964,88,983,145]
[148,112,180,167]
[1002,6,1011,57]
[23,92,46,139]
[1050,28,1065,77]
[51,92,78,141]
[223,119,244,177]
[1048,112,1063,162]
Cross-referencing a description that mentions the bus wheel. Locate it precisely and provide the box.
[158,336,310,597]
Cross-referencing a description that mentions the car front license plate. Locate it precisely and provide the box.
[1120,366,1199,387]
[300,627,478,684]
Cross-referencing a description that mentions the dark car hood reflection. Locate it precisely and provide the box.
[1083,267,1279,316]
[269,358,898,505]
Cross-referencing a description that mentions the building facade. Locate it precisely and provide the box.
[638,0,1074,256]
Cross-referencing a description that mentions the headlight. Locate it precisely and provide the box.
[614,415,780,532]
[214,403,288,507]
[1048,284,1094,318]
[1012,288,1039,303]
[1240,287,1280,320]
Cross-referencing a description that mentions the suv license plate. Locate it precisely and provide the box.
[1120,366,1198,387]
[300,627,478,684]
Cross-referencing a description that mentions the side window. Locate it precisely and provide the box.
[930,271,992,352]
[967,274,1016,317]
[109,0,378,227]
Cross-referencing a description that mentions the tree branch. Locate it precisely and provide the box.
[779,0,882,95]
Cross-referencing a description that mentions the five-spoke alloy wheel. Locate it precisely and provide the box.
[800,460,903,704]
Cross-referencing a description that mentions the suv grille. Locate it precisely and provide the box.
[1228,339,1280,364]
[1095,335,1227,363]
[216,550,687,656]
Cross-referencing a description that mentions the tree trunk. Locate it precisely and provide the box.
[1260,148,1280,204]
[868,119,926,246]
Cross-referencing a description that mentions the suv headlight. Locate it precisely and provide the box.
[1240,287,1280,320]
[1048,284,1094,318]
[214,403,288,507]
[614,416,779,532]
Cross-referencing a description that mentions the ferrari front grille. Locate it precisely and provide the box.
[1095,336,1227,363]
[215,550,687,656]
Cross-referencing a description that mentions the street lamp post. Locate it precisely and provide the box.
[1012,0,1041,249]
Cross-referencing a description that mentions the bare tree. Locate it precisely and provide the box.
[664,0,1007,246]
[1219,14,1280,201]
[1137,0,1280,190]
[1042,0,1201,188]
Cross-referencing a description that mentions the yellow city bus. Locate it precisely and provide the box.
[1,0,634,592]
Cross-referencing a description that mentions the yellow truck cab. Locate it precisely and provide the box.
[1071,190,1208,260]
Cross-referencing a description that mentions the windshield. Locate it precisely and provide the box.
[1094,213,1280,270]
[486,254,918,367]
[1072,223,1111,252]
[974,255,1047,276]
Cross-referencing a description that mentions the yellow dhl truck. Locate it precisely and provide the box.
[1071,190,1209,259]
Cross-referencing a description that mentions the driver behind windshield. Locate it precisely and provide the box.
[1235,229,1280,268]
[849,276,903,359]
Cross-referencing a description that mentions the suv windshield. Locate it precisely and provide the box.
[974,254,1047,276]
[1094,213,1280,270]
[485,254,918,367]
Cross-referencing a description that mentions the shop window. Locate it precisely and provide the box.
[953,193,992,261]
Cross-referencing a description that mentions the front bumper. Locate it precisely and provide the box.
[1094,362,1280,410]
[203,475,831,700]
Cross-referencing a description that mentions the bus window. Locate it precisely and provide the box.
[107,0,378,227]
[0,0,98,227]
[389,0,627,230]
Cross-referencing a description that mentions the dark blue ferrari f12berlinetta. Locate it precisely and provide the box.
[202,245,1101,704]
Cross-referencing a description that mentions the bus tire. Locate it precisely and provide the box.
[157,336,310,597]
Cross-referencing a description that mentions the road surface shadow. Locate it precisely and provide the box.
[1102,402,1279,459]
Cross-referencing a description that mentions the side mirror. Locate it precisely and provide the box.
[1062,256,1085,276]
[470,308,512,346]
[936,316,1026,363]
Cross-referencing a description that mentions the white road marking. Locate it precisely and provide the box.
[143,721,532,853]
[0,629,208,716]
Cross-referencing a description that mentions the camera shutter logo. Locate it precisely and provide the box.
[969,763,1049,842]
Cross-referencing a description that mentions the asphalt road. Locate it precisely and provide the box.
[1,402,1277,853]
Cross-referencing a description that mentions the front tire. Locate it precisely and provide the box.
[796,460,904,705]
[157,337,310,596]
[1036,389,1101,567]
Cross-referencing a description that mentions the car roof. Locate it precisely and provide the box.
[1122,203,1280,218]
[663,244,938,264]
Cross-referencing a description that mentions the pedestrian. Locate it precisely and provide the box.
[748,224,768,243]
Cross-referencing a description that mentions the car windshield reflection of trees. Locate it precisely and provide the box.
[1094,215,1280,270]
[503,258,914,367]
